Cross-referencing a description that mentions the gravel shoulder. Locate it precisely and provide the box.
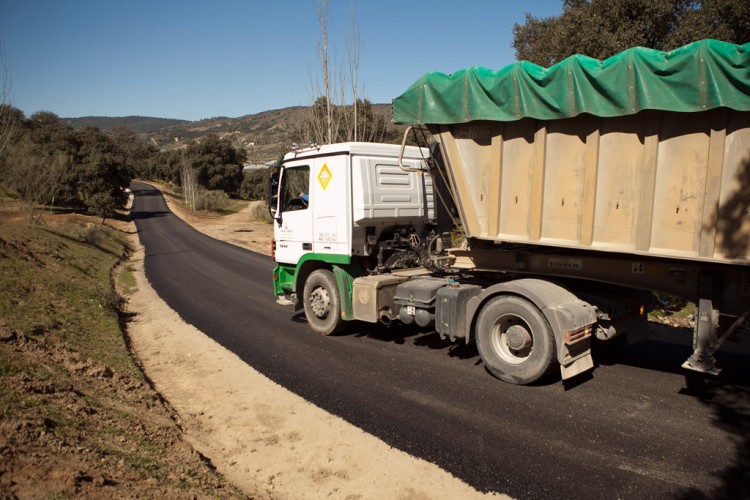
[127,185,504,499]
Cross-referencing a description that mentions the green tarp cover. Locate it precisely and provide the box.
[392,39,750,125]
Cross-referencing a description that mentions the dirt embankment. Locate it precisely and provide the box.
[127,186,505,499]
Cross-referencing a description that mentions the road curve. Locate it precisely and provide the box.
[131,181,750,499]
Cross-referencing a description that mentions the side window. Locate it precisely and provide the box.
[280,165,310,212]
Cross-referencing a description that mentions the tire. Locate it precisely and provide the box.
[475,295,556,385]
[302,269,346,336]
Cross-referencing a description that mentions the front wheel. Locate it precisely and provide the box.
[302,269,346,336]
[475,295,556,385]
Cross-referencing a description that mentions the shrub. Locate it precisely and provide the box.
[73,222,104,245]
[249,202,273,223]
[194,189,229,211]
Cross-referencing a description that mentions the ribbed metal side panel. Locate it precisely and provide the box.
[433,109,750,265]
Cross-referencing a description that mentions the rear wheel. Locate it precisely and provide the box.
[475,295,556,385]
[303,269,346,336]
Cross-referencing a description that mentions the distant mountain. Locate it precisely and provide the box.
[149,106,312,162]
[63,104,398,163]
[63,116,189,134]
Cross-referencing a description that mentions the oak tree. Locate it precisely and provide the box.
[513,0,750,66]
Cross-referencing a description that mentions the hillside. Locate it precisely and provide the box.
[64,104,399,164]
[62,116,189,134]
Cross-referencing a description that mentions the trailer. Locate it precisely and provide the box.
[272,40,750,384]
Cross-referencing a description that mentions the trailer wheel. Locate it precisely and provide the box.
[303,269,346,336]
[475,295,556,385]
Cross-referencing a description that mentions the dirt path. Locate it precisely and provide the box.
[126,187,505,499]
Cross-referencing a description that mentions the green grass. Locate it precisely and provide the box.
[118,264,138,295]
[0,351,45,419]
[107,446,165,478]
[0,353,50,379]
[0,222,139,378]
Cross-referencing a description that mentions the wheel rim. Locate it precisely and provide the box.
[489,313,533,365]
[309,285,330,319]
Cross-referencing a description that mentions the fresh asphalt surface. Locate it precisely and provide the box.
[130,182,750,499]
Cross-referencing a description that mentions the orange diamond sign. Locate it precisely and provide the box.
[318,163,332,190]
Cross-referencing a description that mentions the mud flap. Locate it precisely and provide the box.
[560,351,594,380]
[543,302,597,382]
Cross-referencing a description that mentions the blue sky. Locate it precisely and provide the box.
[1,1,563,121]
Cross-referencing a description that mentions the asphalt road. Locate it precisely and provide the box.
[131,181,750,499]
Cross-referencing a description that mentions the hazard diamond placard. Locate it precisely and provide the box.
[318,163,332,190]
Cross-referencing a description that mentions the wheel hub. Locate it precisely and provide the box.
[506,324,533,351]
[309,287,330,318]
[490,314,534,365]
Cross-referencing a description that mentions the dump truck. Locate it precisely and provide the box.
[271,39,750,384]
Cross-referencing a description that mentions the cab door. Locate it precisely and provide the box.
[274,163,313,265]
[310,155,349,257]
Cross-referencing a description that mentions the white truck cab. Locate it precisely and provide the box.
[271,142,439,333]
[272,142,433,267]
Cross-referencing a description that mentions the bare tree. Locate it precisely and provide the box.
[180,150,197,212]
[301,0,347,146]
[0,39,14,156]
[346,3,361,142]
[317,0,333,145]
[298,69,320,145]
[298,1,382,146]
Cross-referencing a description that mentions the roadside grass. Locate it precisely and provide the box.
[249,201,273,223]
[146,180,256,216]
[218,200,249,214]
[0,219,140,461]
[0,218,241,497]
[0,352,58,421]
[118,264,138,296]
[0,222,138,378]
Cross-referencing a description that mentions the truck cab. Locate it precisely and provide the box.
[271,142,435,331]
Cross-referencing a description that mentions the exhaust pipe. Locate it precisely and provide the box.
[379,308,393,326]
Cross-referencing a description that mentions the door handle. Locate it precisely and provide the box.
[303,243,312,250]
